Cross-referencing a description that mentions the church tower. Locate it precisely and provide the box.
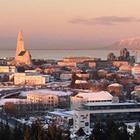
[15,31,32,65]
[15,31,25,58]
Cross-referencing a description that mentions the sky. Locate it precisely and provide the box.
[0,0,140,49]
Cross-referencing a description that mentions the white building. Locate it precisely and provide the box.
[27,91,59,107]
[26,89,72,108]
[46,90,140,135]
[0,66,16,73]
[71,91,113,110]
[47,109,90,134]
[70,91,140,133]
[132,63,140,78]
[14,73,49,85]
[48,109,74,127]
[73,110,90,133]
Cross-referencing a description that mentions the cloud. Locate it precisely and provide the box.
[69,16,140,25]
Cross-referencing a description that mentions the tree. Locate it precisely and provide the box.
[0,121,17,140]
[90,122,107,140]
[105,120,120,140]
[0,121,6,140]
[13,124,23,140]
[46,124,70,140]
[75,127,86,137]
[107,52,116,60]
[4,122,12,140]
[2,74,9,82]
[132,124,140,140]
[118,122,129,140]
[70,72,77,88]
[24,126,31,140]
[4,102,17,115]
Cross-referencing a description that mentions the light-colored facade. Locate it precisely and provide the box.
[112,60,129,67]
[88,62,96,68]
[26,89,72,108]
[27,92,58,107]
[58,61,77,67]
[71,91,113,110]
[15,31,32,65]
[132,64,140,77]
[14,73,26,85]
[107,83,123,96]
[63,57,91,63]
[73,110,90,133]
[119,64,132,72]
[76,73,89,79]
[25,75,46,85]
[14,73,47,85]
[58,57,91,67]
[0,66,16,73]
[47,91,140,134]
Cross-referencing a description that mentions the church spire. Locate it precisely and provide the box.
[15,31,32,65]
[15,31,25,57]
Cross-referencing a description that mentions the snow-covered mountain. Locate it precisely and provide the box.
[105,37,140,50]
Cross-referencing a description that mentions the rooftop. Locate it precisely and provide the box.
[27,89,73,96]
[75,91,113,101]
[84,102,140,106]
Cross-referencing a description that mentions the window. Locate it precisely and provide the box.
[85,122,89,126]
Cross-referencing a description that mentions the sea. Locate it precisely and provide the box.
[0,49,139,62]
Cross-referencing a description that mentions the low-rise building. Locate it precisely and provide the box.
[96,60,112,70]
[60,73,72,81]
[76,73,89,79]
[14,73,49,85]
[71,91,113,110]
[58,57,92,67]
[107,83,123,96]
[27,91,59,108]
[26,89,72,109]
[119,64,132,72]
[132,63,140,78]
[0,66,16,73]
[73,110,90,133]
[112,60,129,68]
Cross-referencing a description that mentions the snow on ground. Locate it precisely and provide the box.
[19,91,27,97]
[26,89,73,96]
[125,122,140,134]
[0,87,20,91]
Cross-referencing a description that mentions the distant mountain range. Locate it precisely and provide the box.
[102,37,140,50]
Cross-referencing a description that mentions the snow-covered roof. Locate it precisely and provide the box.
[119,65,132,71]
[75,80,88,84]
[134,85,140,91]
[76,91,113,101]
[0,87,21,91]
[19,91,27,97]
[27,89,73,96]
[0,98,27,106]
[108,83,122,87]
[49,110,74,117]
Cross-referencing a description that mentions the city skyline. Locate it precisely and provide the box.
[1,0,140,49]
